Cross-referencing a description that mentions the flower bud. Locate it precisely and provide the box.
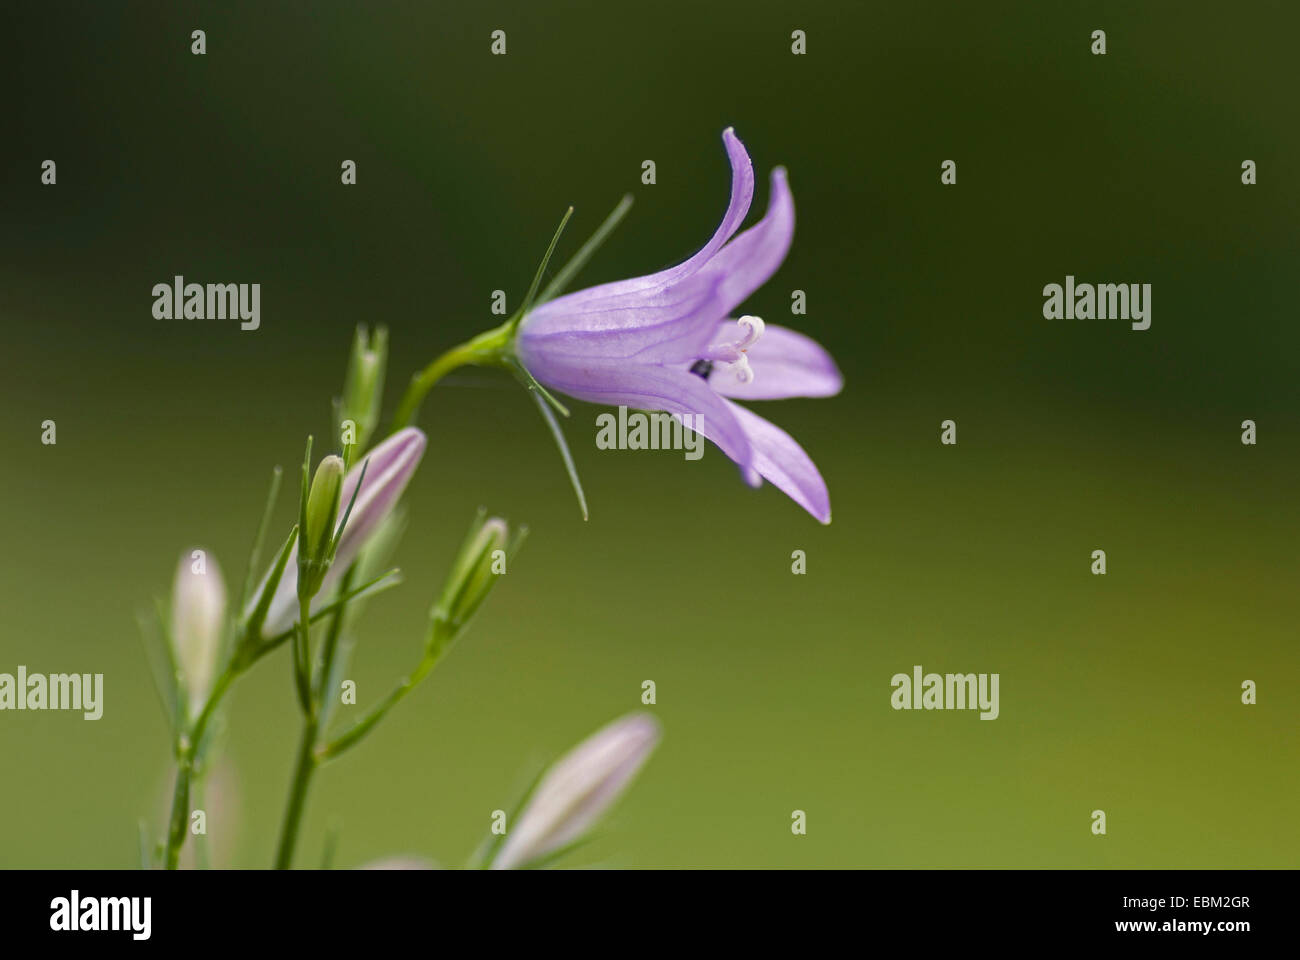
[170,549,227,717]
[303,454,345,569]
[338,325,388,454]
[491,713,660,869]
[433,513,518,634]
[250,428,426,638]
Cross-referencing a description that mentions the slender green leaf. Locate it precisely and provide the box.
[242,523,298,644]
[239,466,283,610]
[261,568,403,650]
[331,458,368,551]
[470,761,549,869]
[539,194,633,304]
[506,357,570,417]
[529,389,588,520]
[140,603,181,738]
[511,206,573,334]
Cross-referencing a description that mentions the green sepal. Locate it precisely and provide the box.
[505,355,570,418]
[241,523,299,645]
[335,324,388,461]
[469,761,549,869]
[331,457,368,556]
[528,389,588,520]
[538,193,633,304]
[506,205,573,339]
[517,833,597,870]
[261,567,403,649]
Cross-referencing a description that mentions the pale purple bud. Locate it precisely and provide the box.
[251,427,426,637]
[491,713,661,869]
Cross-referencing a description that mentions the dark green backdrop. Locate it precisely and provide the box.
[1,1,1296,867]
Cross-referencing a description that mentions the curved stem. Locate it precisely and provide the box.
[389,324,512,431]
[391,193,631,433]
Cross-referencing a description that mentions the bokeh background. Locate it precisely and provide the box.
[1,1,1297,868]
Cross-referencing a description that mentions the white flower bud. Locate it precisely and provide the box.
[170,549,227,717]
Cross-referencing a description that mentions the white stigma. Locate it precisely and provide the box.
[700,316,765,384]
[735,315,765,349]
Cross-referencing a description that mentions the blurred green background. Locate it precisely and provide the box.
[1,1,1297,868]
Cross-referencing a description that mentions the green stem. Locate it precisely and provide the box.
[265,317,526,868]
[162,664,236,869]
[390,324,511,431]
[293,591,312,711]
[192,780,210,870]
[315,565,355,700]
[318,654,436,761]
[164,755,193,871]
[273,715,320,869]
[389,191,633,435]
[161,603,313,870]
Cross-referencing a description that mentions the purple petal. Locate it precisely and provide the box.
[330,427,426,561]
[252,428,426,636]
[527,128,754,316]
[725,401,831,523]
[517,166,796,367]
[518,279,725,361]
[674,168,795,338]
[708,322,843,400]
[519,353,754,473]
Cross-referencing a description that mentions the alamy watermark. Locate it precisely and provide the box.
[0,666,103,719]
[50,891,150,940]
[890,664,999,719]
[1043,275,1150,331]
[152,275,260,330]
[596,406,704,460]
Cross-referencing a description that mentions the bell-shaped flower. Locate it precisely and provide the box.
[515,129,842,522]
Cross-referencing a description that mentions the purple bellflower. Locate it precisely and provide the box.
[514,129,842,523]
